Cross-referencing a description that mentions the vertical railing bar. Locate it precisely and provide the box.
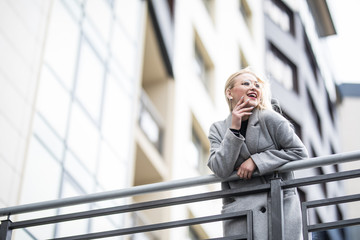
[301,202,309,240]
[270,174,284,240]
[246,210,253,240]
[0,220,12,240]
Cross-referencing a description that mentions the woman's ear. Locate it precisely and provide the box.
[226,89,233,100]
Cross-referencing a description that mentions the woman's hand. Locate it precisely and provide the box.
[237,157,257,179]
[231,97,254,129]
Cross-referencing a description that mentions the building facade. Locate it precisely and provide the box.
[263,1,346,239]
[338,83,360,240]
[0,0,352,239]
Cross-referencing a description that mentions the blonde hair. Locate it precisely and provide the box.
[224,67,272,112]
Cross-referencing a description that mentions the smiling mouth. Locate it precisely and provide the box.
[247,93,257,98]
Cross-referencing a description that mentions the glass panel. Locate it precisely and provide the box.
[114,0,142,40]
[97,140,128,191]
[84,0,112,43]
[32,113,65,161]
[62,0,83,20]
[20,137,62,204]
[138,92,163,153]
[64,150,95,193]
[37,66,71,139]
[264,0,292,34]
[76,40,104,122]
[82,18,108,61]
[111,22,136,77]
[139,109,160,144]
[190,128,209,174]
[108,58,133,95]
[44,0,79,90]
[266,49,294,91]
[67,103,100,174]
[102,73,132,159]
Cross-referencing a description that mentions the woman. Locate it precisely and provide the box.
[207,68,308,239]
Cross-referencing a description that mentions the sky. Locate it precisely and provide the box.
[326,0,360,84]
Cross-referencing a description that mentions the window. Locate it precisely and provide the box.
[194,33,214,98]
[266,43,298,93]
[189,117,210,175]
[191,128,207,174]
[326,91,335,123]
[138,91,164,154]
[304,32,319,83]
[307,88,323,138]
[264,0,295,35]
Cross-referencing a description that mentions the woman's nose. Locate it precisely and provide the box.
[249,84,257,90]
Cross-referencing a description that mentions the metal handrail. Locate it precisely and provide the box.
[1,150,360,217]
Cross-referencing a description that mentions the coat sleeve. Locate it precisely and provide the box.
[251,113,308,175]
[207,122,251,178]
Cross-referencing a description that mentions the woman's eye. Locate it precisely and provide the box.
[242,82,250,86]
[255,83,261,88]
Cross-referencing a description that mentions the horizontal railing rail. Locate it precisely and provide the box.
[1,150,360,240]
[1,150,359,217]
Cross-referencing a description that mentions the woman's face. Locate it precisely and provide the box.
[228,73,262,108]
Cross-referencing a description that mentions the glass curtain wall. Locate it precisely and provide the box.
[16,0,144,239]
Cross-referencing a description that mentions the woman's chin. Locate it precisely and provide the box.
[247,99,258,107]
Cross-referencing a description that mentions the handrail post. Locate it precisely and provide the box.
[270,172,284,240]
[0,219,12,240]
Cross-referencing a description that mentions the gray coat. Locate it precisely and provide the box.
[208,108,308,239]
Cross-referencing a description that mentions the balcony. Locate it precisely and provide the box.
[1,151,360,239]
[138,90,164,155]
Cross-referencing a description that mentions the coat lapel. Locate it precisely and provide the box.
[245,108,261,154]
[224,109,262,154]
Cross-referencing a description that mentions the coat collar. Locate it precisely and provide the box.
[225,108,261,153]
